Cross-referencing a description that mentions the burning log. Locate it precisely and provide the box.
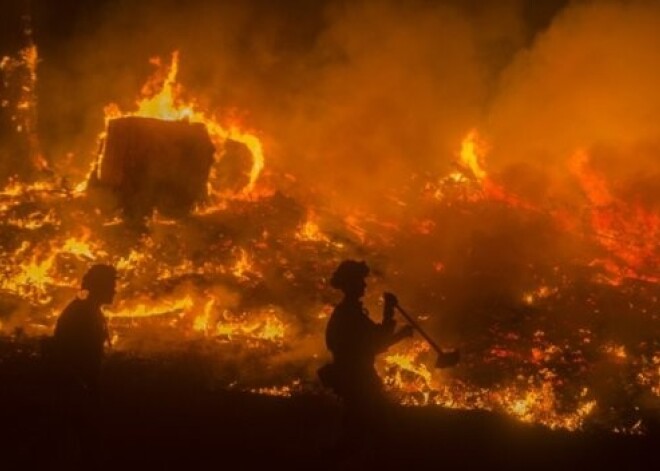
[93,116,215,219]
[215,139,253,194]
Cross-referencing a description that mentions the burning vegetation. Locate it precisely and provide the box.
[1,0,660,438]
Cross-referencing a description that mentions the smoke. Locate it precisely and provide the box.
[37,0,660,215]
[487,0,660,206]
[16,0,660,305]
[269,1,487,212]
[27,0,533,206]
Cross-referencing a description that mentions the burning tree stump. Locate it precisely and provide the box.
[93,116,215,219]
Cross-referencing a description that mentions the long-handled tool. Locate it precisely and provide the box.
[394,304,460,368]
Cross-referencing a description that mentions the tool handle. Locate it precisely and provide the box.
[394,304,445,355]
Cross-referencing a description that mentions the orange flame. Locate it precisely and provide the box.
[104,51,265,195]
[571,150,660,284]
[434,130,536,210]
[295,211,330,243]
[458,129,488,183]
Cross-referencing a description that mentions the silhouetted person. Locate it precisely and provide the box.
[54,264,116,394]
[52,264,116,465]
[323,260,412,457]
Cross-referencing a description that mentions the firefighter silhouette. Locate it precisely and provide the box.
[321,260,413,455]
[51,264,116,464]
[54,264,116,393]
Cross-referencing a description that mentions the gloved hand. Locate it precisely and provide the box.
[383,292,399,320]
[383,292,399,309]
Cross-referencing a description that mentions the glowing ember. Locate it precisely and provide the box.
[1,41,47,170]
[106,295,194,319]
[215,310,286,344]
[249,379,302,397]
[193,299,216,333]
[232,248,258,281]
[381,341,599,431]
[61,233,97,260]
[637,354,660,397]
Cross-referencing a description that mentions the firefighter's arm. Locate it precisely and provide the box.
[382,292,397,323]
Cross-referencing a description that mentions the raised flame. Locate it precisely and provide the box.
[103,51,265,195]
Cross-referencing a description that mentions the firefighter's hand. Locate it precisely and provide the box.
[383,292,399,310]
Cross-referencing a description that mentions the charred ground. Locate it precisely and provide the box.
[1,337,657,470]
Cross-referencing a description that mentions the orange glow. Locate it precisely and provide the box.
[2,55,658,435]
[214,309,286,343]
[106,295,194,319]
[61,230,97,260]
[571,150,660,284]
[1,242,57,304]
[1,44,47,170]
[103,51,265,195]
[232,248,258,280]
[295,211,330,243]
[381,340,598,431]
[433,130,537,210]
